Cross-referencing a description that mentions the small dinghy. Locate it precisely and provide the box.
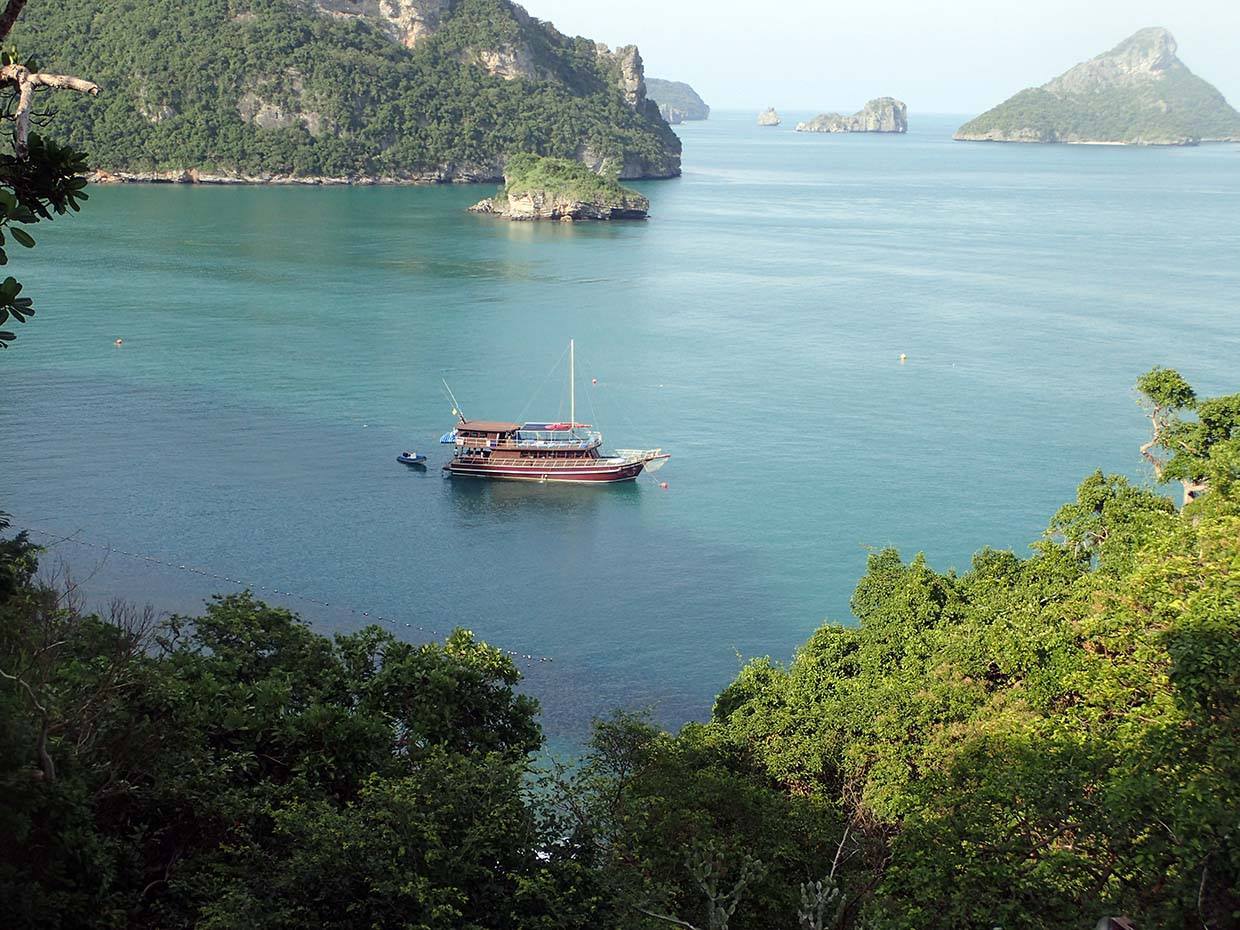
[397,451,428,466]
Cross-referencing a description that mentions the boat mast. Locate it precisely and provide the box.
[569,338,575,430]
[442,378,466,423]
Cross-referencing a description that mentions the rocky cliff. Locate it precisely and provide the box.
[646,79,710,121]
[314,0,453,49]
[955,27,1240,144]
[15,0,681,181]
[796,98,907,133]
[757,107,781,126]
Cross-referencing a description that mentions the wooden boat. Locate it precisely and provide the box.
[442,341,669,484]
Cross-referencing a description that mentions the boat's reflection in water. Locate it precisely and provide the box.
[444,472,642,525]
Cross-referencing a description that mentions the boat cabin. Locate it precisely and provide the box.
[454,419,601,460]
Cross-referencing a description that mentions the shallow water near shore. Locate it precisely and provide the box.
[3,112,1238,748]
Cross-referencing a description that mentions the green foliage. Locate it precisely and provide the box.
[1046,470,1175,569]
[499,153,643,208]
[591,372,1240,928]
[11,0,681,180]
[0,133,91,346]
[0,561,602,929]
[543,711,851,930]
[1136,366,1197,410]
[1137,366,1240,501]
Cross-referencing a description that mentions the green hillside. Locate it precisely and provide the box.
[957,27,1240,144]
[12,0,681,180]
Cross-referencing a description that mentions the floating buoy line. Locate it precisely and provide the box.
[20,526,553,667]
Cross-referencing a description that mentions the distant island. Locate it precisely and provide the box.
[646,79,710,124]
[757,107,781,126]
[955,27,1240,145]
[469,154,649,221]
[796,98,908,133]
[19,0,681,182]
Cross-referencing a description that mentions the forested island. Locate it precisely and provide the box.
[13,0,681,182]
[469,153,649,220]
[4,368,1238,928]
[645,78,710,124]
[956,27,1240,145]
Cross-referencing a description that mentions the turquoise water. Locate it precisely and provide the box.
[3,112,1239,743]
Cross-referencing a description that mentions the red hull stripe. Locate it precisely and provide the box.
[446,462,644,483]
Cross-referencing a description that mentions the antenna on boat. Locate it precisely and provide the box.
[569,339,575,431]
[441,378,466,423]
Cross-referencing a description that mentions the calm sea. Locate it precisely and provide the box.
[3,112,1238,745]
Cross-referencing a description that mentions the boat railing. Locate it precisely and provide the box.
[614,448,666,460]
[453,453,607,468]
[458,432,602,452]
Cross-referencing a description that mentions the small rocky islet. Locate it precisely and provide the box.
[469,154,649,222]
[796,98,908,133]
[757,107,782,126]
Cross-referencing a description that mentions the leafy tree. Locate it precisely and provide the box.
[597,370,1240,929]
[0,0,97,347]
[1137,366,1240,505]
[0,547,597,930]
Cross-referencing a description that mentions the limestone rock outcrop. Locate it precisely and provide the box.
[314,0,453,49]
[469,189,648,221]
[795,98,907,133]
[595,44,647,111]
[757,107,781,126]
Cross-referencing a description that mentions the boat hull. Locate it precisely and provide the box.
[444,459,646,484]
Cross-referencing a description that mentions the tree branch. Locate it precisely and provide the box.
[829,820,852,879]
[0,62,100,158]
[1140,404,1167,479]
[633,906,702,930]
[0,0,28,42]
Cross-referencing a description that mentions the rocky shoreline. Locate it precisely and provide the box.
[88,167,505,186]
[469,191,648,221]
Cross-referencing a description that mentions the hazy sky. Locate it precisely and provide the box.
[527,0,1240,114]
